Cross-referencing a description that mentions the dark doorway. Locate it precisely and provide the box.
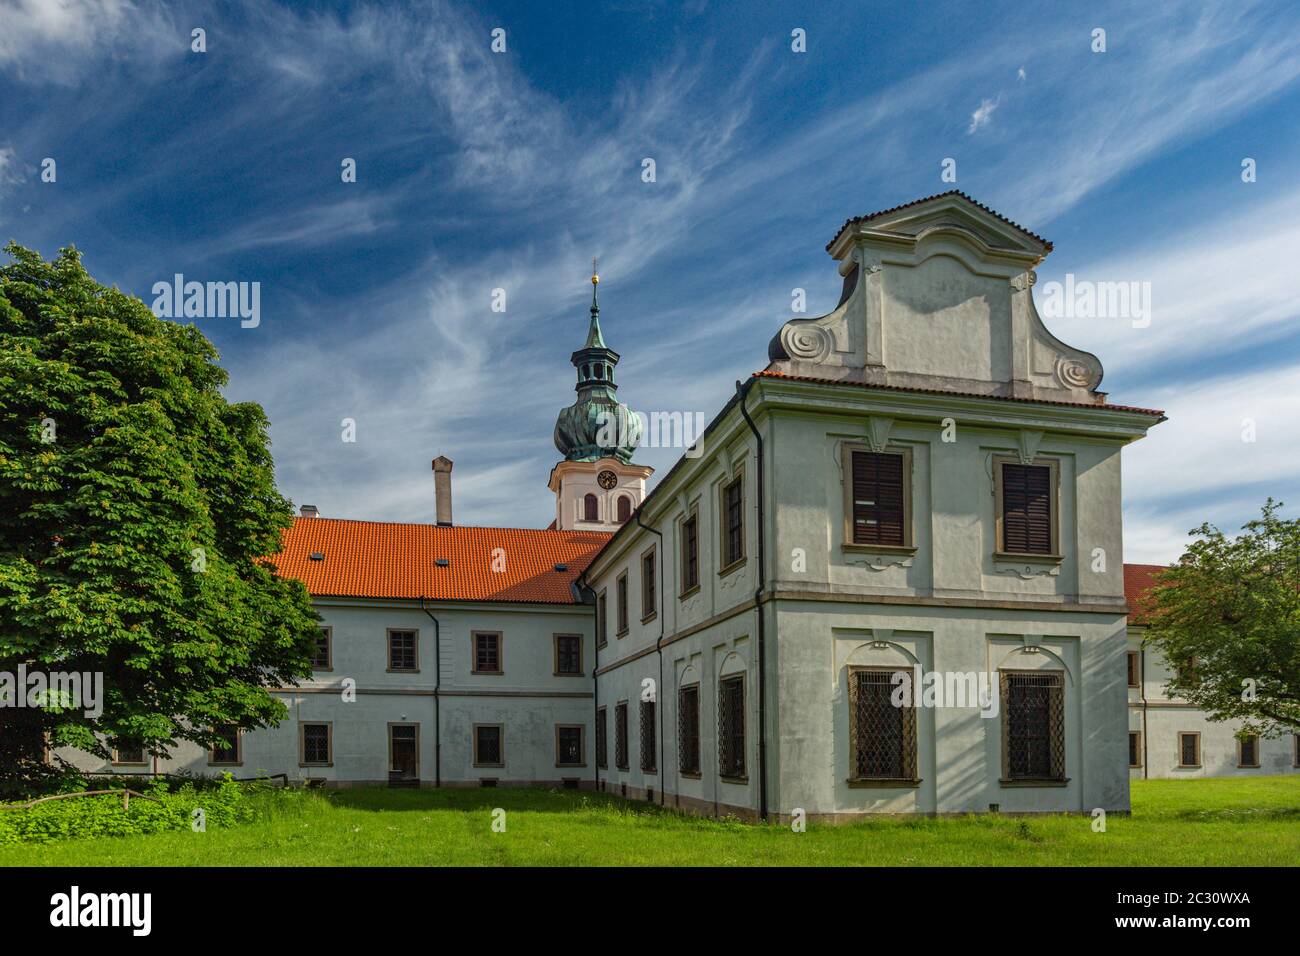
[388,724,419,787]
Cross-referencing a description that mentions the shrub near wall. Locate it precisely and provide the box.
[0,777,256,844]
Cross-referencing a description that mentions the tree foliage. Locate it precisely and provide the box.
[1145,499,1300,736]
[0,243,317,794]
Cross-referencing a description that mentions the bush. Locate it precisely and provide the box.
[0,775,262,844]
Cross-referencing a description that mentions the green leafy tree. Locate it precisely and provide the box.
[1145,499,1300,737]
[0,243,318,796]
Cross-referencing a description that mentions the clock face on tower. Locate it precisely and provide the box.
[597,470,618,490]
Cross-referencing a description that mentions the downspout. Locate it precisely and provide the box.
[1139,640,1149,780]
[419,597,441,788]
[736,378,769,822]
[636,511,666,806]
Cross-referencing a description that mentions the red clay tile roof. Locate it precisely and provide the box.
[754,370,1166,417]
[1124,563,1167,625]
[269,517,610,604]
[826,190,1053,253]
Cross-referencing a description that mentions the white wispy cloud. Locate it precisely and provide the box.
[0,0,177,85]
[968,98,998,133]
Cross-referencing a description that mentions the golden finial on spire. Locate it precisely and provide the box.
[591,256,599,285]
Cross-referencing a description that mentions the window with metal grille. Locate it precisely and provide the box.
[642,550,656,618]
[596,707,608,769]
[640,700,657,772]
[557,725,584,766]
[388,629,417,671]
[211,725,240,765]
[473,632,501,674]
[1238,734,1259,768]
[1295,734,1300,768]
[614,702,629,770]
[584,493,598,521]
[1001,671,1065,780]
[311,627,331,669]
[681,512,699,592]
[722,475,744,567]
[555,634,582,675]
[718,675,746,779]
[1000,462,1053,555]
[1126,651,1139,688]
[474,725,503,766]
[678,684,700,774]
[850,451,906,546]
[302,723,330,765]
[617,496,632,523]
[113,742,145,764]
[616,573,628,634]
[597,592,607,648]
[1179,732,1200,767]
[848,668,917,781]
[1128,731,1141,768]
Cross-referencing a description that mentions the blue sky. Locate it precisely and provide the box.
[2,0,1299,563]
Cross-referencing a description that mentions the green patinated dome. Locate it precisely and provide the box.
[553,277,643,463]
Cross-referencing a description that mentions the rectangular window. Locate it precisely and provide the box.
[681,510,699,594]
[112,743,146,765]
[848,450,907,547]
[1128,731,1142,768]
[616,572,629,635]
[472,631,502,674]
[301,723,331,766]
[388,629,418,671]
[596,707,608,769]
[1179,732,1201,768]
[554,634,582,675]
[1295,734,1300,769]
[614,702,629,770]
[998,461,1055,556]
[1001,671,1065,781]
[1126,651,1140,688]
[557,725,585,767]
[597,591,608,648]
[641,548,656,620]
[474,725,503,767]
[848,668,917,782]
[721,474,744,569]
[718,675,746,780]
[210,725,241,766]
[678,684,701,775]
[312,627,332,670]
[640,699,657,773]
[1238,733,1260,768]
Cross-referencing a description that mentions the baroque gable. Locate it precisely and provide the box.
[767,192,1106,405]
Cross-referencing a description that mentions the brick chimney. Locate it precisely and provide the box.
[299,504,319,518]
[432,456,453,526]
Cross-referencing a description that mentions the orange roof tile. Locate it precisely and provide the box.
[1124,563,1167,625]
[269,517,610,604]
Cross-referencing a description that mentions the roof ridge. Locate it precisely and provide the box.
[290,515,612,536]
[826,190,1052,253]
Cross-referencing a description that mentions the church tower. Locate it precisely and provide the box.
[549,268,653,530]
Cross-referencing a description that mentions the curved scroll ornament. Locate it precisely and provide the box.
[779,322,834,362]
[994,562,1060,580]
[845,553,914,572]
[1053,354,1100,390]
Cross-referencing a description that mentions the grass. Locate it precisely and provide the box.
[3,776,1297,866]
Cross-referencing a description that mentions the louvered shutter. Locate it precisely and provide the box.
[851,451,906,546]
[1001,463,1052,554]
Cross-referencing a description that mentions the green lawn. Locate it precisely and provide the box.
[4,776,1298,866]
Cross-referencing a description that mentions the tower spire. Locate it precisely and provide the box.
[585,257,605,348]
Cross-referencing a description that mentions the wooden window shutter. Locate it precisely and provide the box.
[1001,463,1052,554]
[851,451,905,547]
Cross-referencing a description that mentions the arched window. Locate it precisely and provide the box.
[583,493,599,522]
[617,496,632,523]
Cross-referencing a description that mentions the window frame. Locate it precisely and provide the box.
[1128,730,1142,769]
[615,571,629,636]
[640,698,657,773]
[555,724,586,768]
[678,683,701,777]
[312,626,333,671]
[640,545,657,623]
[299,721,333,768]
[112,743,147,766]
[998,669,1067,786]
[679,506,700,597]
[597,590,608,649]
[718,468,746,574]
[553,632,584,676]
[993,455,1062,561]
[841,443,915,552]
[386,627,420,673]
[1237,733,1260,769]
[718,673,747,782]
[1177,731,1201,768]
[471,630,503,676]
[209,725,242,767]
[846,665,920,786]
[1126,651,1140,688]
[473,723,505,768]
[388,722,420,779]
[583,493,599,522]
[617,495,633,524]
[596,706,608,770]
[614,700,629,771]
